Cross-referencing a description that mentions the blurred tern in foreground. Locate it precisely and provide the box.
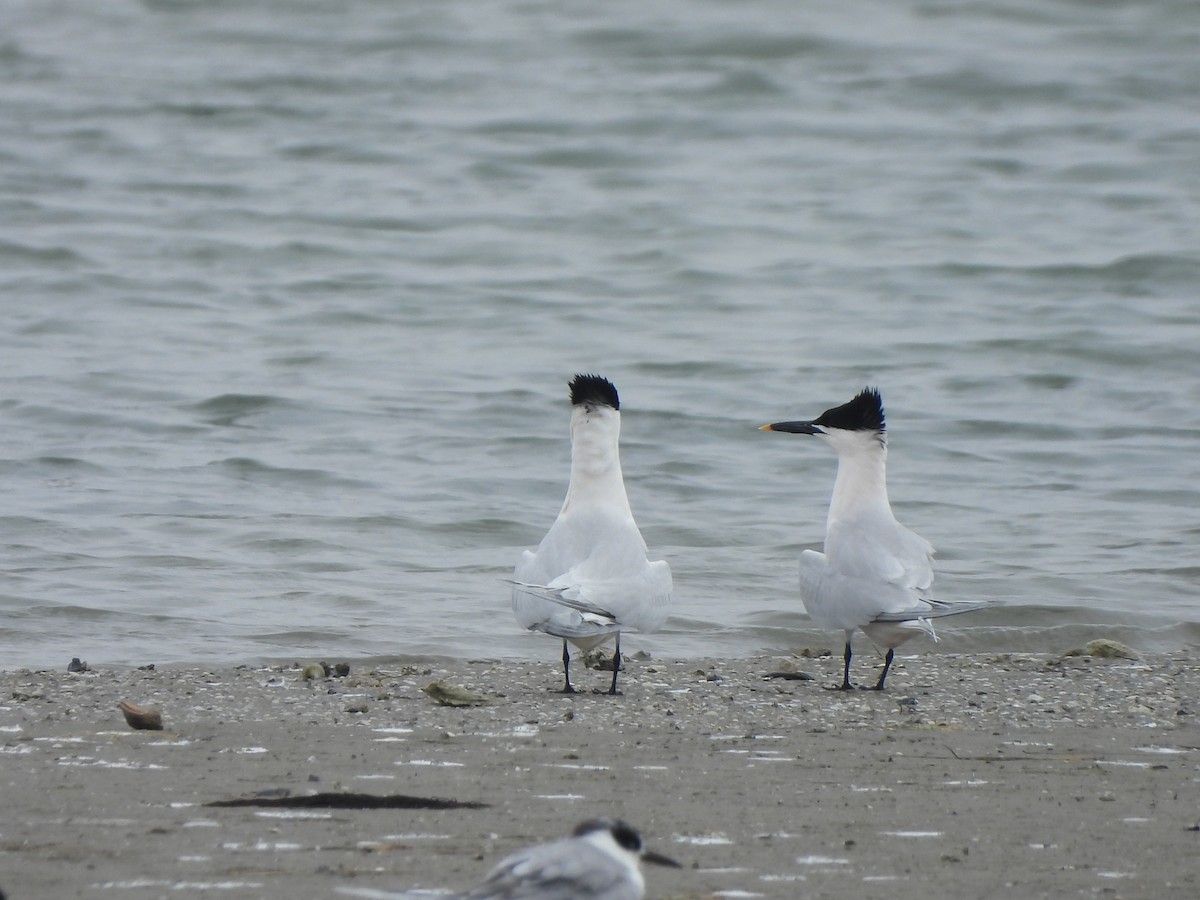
[761,387,996,690]
[511,374,672,694]
[465,817,678,900]
[337,817,680,900]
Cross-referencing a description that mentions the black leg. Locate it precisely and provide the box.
[557,640,576,694]
[830,643,859,691]
[871,648,894,691]
[835,640,854,690]
[606,634,622,696]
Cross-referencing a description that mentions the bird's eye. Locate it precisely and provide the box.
[611,822,642,853]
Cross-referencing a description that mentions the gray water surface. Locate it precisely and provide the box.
[2,0,1198,667]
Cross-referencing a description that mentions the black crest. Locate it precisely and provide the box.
[569,374,619,411]
[573,818,642,852]
[814,387,885,433]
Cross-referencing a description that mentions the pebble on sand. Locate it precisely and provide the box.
[422,679,490,707]
[1064,638,1139,660]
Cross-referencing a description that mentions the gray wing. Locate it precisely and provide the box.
[871,597,1000,623]
[825,517,935,593]
[509,580,622,642]
[507,580,618,620]
[511,508,672,635]
[334,886,451,899]
[531,619,622,641]
[460,839,640,900]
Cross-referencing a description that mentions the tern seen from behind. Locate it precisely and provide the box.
[762,387,995,690]
[511,375,672,694]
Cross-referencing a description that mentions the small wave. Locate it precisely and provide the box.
[207,457,373,490]
[931,254,1200,285]
[30,456,107,471]
[189,394,289,426]
[572,27,832,61]
[0,240,90,266]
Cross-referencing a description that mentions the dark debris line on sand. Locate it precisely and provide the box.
[206,792,488,810]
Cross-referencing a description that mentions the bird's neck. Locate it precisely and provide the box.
[562,440,632,515]
[827,447,892,527]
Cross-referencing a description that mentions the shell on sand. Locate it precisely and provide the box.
[118,700,164,731]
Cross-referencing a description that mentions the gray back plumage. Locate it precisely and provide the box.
[458,834,641,900]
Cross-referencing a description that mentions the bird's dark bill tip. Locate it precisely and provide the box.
[643,850,683,869]
[761,421,821,434]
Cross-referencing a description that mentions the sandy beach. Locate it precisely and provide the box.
[2,648,1197,899]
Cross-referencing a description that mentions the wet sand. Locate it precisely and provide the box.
[2,650,1198,899]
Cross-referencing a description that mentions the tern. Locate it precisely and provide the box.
[511,374,672,694]
[461,817,680,900]
[336,817,680,900]
[761,387,995,690]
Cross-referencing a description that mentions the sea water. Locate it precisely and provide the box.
[2,0,1198,666]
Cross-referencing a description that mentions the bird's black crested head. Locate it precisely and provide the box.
[814,387,885,433]
[609,820,643,854]
[582,818,681,869]
[572,817,641,851]
[569,374,619,411]
[607,820,645,853]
